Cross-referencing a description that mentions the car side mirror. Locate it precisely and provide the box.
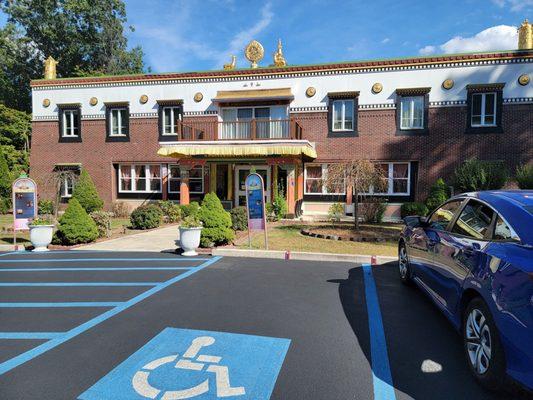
[403,215,428,228]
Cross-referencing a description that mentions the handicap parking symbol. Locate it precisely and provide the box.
[78,328,291,400]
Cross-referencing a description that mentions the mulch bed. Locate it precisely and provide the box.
[301,225,399,242]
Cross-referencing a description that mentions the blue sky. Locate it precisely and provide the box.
[1,0,532,73]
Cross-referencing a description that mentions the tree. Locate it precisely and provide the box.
[198,193,235,247]
[56,198,98,244]
[325,160,387,230]
[71,169,103,213]
[44,168,79,218]
[0,148,12,199]
[0,104,31,175]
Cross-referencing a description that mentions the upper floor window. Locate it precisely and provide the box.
[105,103,130,142]
[119,164,161,193]
[157,100,183,141]
[58,105,82,142]
[466,83,504,134]
[162,107,182,135]
[220,106,288,139]
[327,92,359,136]
[400,96,424,129]
[471,93,496,127]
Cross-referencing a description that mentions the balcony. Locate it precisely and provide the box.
[173,119,303,141]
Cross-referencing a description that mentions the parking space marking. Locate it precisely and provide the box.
[362,263,396,400]
[0,258,209,264]
[0,267,195,272]
[0,282,161,287]
[0,256,221,376]
[0,302,123,308]
[0,332,64,339]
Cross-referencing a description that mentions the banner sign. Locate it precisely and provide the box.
[245,173,268,248]
[12,176,37,231]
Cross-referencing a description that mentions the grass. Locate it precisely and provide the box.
[239,223,397,256]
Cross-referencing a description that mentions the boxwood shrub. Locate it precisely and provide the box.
[130,204,163,230]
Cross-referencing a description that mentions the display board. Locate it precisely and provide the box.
[245,173,268,249]
[12,176,37,231]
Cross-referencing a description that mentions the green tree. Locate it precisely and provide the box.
[0,104,30,174]
[56,198,98,244]
[0,148,12,199]
[71,169,103,213]
[198,193,235,247]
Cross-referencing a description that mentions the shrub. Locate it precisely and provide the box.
[425,178,450,212]
[130,204,163,230]
[112,201,130,218]
[198,193,234,247]
[90,211,113,238]
[0,197,10,214]
[266,192,288,222]
[230,206,248,231]
[30,215,55,225]
[516,164,533,189]
[56,198,99,245]
[454,159,509,192]
[72,169,103,213]
[401,202,429,218]
[181,214,202,228]
[360,199,387,223]
[180,201,200,218]
[38,199,54,215]
[157,200,182,223]
[328,203,344,224]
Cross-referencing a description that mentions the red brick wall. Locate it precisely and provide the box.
[295,104,533,200]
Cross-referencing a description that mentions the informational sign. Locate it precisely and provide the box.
[79,327,291,400]
[245,173,268,249]
[12,176,37,231]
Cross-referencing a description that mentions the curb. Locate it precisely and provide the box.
[212,248,396,264]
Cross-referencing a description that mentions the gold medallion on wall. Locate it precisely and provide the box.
[518,74,530,86]
[371,83,383,94]
[306,87,316,97]
[42,99,51,108]
[140,94,149,104]
[89,97,98,106]
[194,92,203,102]
[442,79,454,90]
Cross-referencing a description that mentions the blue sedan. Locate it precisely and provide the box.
[399,190,533,392]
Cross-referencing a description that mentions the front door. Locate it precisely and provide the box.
[235,165,270,207]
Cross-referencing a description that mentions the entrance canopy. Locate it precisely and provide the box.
[157,140,317,159]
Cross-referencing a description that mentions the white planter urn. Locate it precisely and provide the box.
[29,225,54,252]
[179,226,202,256]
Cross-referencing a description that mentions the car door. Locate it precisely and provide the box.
[431,199,494,313]
[407,199,464,288]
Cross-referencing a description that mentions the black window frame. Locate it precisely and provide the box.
[105,102,130,142]
[327,91,359,137]
[465,83,504,134]
[157,100,183,142]
[395,88,430,136]
[58,104,82,143]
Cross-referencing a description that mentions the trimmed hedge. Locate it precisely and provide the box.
[198,193,234,247]
[130,204,163,230]
[56,198,99,245]
[72,169,103,213]
[401,202,429,218]
[230,206,247,231]
[454,159,508,192]
[516,164,533,189]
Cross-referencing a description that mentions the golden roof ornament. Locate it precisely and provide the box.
[273,39,287,67]
[223,55,236,70]
[518,19,532,50]
[44,56,58,80]
[244,40,264,68]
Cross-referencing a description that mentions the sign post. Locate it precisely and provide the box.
[245,173,268,250]
[12,174,37,249]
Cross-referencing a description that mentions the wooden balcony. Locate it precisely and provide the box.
[173,119,303,141]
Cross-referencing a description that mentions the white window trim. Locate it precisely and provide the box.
[167,165,205,194]
[162,106,181,136]
[118,164,162,193]
[62,109,79,137]
[363,162,411,196]
[61,176,74,198]
[109,108,128,137]
[471,92,497,127]
[304,164,346,195]
[400,96,424,130]
[331,100,354,132]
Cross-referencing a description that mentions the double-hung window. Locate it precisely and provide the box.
[466,83,504,133]
[58,105,82,142]
[332,100,354,131]
[110,108,128,136]
[162,107,181,135]
[471,93,496,127]
[400,96,424,129]
[304,164,345,195]
[119,164,161,193]
[168,165,204,194]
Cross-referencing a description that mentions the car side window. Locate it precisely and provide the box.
[451,200,494,239]
[493,215,519,241]
[428,200,463,231]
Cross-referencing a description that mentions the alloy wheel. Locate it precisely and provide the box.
[465,308,492,375]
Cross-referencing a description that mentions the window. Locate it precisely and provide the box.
[162,106,182,135]
[451,200,494,239]
[365,162,411,196]
[471,93,496,127]
[220,106,288,139]
[493,215,519,241]
[62,109,80,137]
[332,100,354,131]
[60,175,74,198]
[304,164,345,195]
[400,96,424,129]
[428,200,463,231]
[109,108,128,136]
[168,165,204,194]
[119,164,161,193]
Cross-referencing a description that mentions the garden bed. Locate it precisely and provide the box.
[301,224,400,242]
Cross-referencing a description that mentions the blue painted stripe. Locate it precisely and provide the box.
[0,251,22,257]
[0,267,194,272]
[0,282,161,287]
[0,256,221,376]
[0,332,64,339]
[0,302,122,308]
[362,263,397,400]
[0,258,208,263]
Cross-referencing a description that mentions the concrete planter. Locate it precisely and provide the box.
[179,226,202,256]
[29,224,54,252]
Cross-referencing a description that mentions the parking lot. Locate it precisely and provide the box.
[0,251,524,399]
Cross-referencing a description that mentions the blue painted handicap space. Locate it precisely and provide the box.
[78,328,290,400]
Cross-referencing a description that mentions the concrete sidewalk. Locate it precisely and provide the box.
[74,225,179,252]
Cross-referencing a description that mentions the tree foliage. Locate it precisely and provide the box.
[0,104,30,175]
[71,169,103,213]
[198,193,234,247]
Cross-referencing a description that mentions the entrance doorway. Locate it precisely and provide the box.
[234,165,270,207]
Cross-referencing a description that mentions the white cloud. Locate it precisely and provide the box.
[418,25,518,55]
[381,38,390,44]
[491,0,533,12]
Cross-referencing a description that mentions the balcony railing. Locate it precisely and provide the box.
[175,119,303,141]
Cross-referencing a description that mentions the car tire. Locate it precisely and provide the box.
[398,242,412,285]
[463,297,506,391]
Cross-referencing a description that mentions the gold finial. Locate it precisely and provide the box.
[43,56,58,80]
[223,55,236,70]
[244,40,264,68]
[518,19,532,50]
[273,39,287,67]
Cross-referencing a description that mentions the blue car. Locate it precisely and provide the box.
[399,190,533,392]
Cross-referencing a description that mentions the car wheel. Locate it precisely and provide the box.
[463,297,506,391]
[398,242,412,285]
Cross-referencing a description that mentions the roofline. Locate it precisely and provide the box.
[30,49,533,89]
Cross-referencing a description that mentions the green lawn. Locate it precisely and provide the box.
[240,224,397,256]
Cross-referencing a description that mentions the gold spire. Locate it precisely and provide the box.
[43,56,58,80]
[273,39,287,67]
[223,55,236,70]
[518,19,532,50]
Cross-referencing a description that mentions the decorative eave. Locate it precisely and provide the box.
[212,88,293,103]
[30,50,533,89]
[466,83,506,92]
[156,99,184,106]
[56,102,82,108]
[395,87,432,96]
[327,91,360,99]
[103,101,130,107]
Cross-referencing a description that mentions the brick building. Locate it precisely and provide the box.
[30,29,533,220]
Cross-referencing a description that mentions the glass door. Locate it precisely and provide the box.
[234,165,270,207]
